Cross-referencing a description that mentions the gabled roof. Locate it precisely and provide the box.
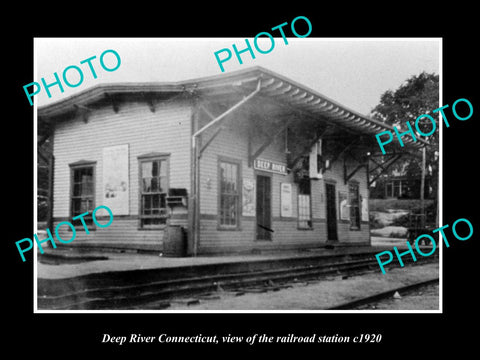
[38,66,423,148]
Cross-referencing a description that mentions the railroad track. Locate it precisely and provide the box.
[38,250,438,310]
[327,278,439,310]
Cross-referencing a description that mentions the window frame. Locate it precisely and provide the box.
[348,181,361,230]
[297,177,313,230]
[393,180,401,197]
[69,161,96,230]
[137,153,170,230]
[386,181,393,197]
[217,157,242,230]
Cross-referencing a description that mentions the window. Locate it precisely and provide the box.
[139,156,169,228]
[349,182,361,230]
[219,160,240,228]
[393,180,401,197]
[386,180,402,198]
[386,181,393,197]
[298,178,312,229]
[70,163,95,226]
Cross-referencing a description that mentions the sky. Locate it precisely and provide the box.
[34,38,440,115]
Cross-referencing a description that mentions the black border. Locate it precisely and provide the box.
[7,5,478,356]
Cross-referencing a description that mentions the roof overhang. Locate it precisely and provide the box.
[38,66,426,152]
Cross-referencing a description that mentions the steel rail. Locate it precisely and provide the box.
[327,277,439,310]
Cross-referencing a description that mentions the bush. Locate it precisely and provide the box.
[391,213,410,227]
[389,201,438,228]
[369,212,383,229]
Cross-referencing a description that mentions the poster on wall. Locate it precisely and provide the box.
[339,191,349,220]
[361,195,368,221]
[102,144,129,215]
[242,178,255,216]
[280,183,293,217]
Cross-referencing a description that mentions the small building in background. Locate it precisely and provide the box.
[370,172,433,200]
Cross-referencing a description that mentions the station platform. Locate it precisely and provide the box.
[36,238,408,280]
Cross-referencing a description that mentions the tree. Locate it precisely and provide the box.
[371,72,439,127]
[370,72,439,220]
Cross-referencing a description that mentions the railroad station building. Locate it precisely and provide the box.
[38,66,420,256]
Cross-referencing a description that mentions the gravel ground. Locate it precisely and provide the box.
[353,283,439,310]
[158,262,440,311]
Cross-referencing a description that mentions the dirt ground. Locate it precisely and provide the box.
[354,283,439,310]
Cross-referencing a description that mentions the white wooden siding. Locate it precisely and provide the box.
[52,99,192,250]
[53,100,192,218]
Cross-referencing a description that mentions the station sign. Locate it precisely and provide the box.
[254,158,287,175]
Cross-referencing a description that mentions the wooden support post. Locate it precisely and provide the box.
[368,155,383,169]
[328,137,359,168]
[190,80,262,257]
[368,154,403,186]
[199,126,223,157]
[194,134,201,257]
[345,164,366,184]
[188,103,200,257]
[368,153,397,174]
[343,141,368,183]
[420,146,426,228]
